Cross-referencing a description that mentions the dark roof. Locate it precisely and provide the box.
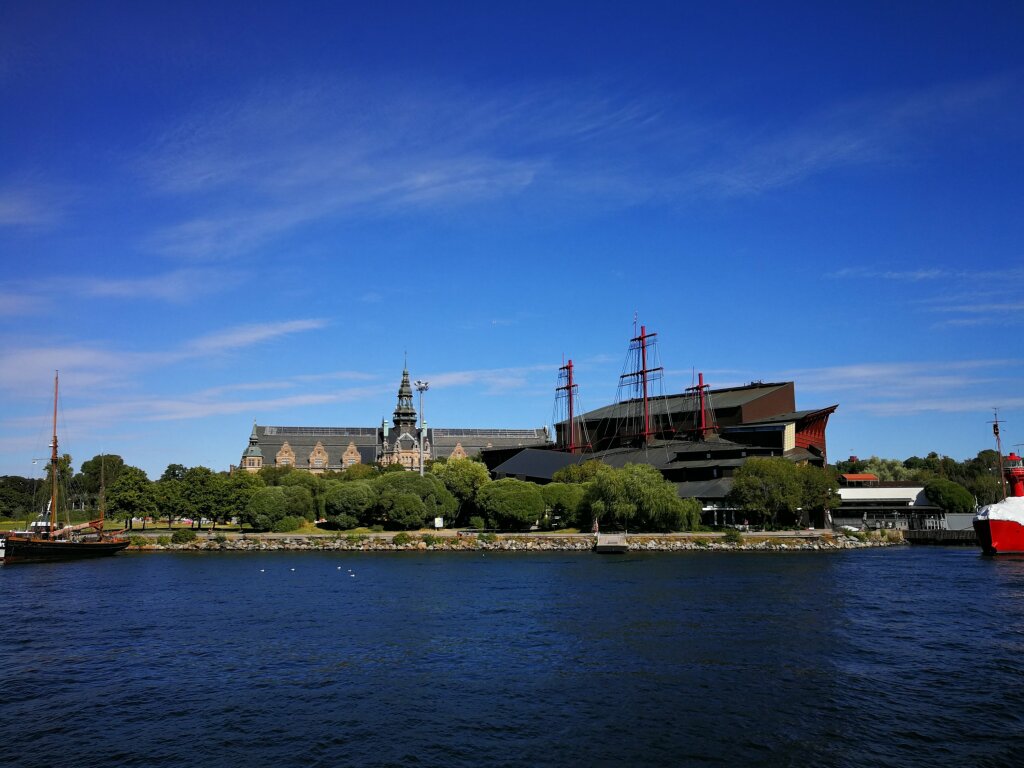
[253,425,380,469]
[574,382,792,423]
[675,478,734,500]
[491,448,584,481]
[736,406,839,426]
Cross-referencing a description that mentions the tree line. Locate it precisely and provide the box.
[2,447,990,533]
[0,453,708,533]
[836,449,1004,506]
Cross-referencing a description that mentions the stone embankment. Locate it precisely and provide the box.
[130,531,904,553]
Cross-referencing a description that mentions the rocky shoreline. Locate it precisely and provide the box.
[128,531,905,553]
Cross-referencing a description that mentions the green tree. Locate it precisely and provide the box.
[371,472,457,529]
[552,459,611,484]
[967,473,1002,506]
[153,477,188,529]
[107,465,156,528]
[78,454,126,496]
[431,458,491,524]
[323,480,376,528]
[0,475,44,520]
[539,482,585,527]
[277,470,325,518]
[241,487,289,531]
[796,465,841,526]
[160,463,187,482]
[339,463,378,481]
[728,457,803,529]
[182,466,229,530]
[223,471,265,524]
[924,478,975,514]
[582,463,698,532]
[282,484,315,520]
[476,478,545,530]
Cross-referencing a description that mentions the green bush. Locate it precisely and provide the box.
[171,528,197,544]
[346,532,367,544]
[468,516,486,530]
[392,531,414,546]
[478,532,497,543]
[272,515,304,533]
[129,535,148,548]
[322,513,359,530]
[157,535,171,546]
[213,532,227,543]
[371,524,384,532]
[722,529,743,545]
[422,534,441,547]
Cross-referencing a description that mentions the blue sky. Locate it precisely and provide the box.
[1,1,1022,479]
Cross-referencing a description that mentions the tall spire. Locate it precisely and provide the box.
[393,365,418,431]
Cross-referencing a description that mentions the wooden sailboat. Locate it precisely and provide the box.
[0,372,129,564]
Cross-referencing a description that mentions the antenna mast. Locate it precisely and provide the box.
[991,411,1007,501]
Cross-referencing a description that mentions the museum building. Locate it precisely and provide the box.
[235,367,550,474]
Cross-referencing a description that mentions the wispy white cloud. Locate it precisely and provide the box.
[0,181,73,228]
[425,364,554,395]
[0,267,242,318]
[0,291,46,316]
[65,386,384,425]
[688,77,1010,198]
[832,266,1024,283]
[0,318,330,395]
[186,319,328,354]
[75,268,241,302]
[135,74,1010,261]
[769,359,1023,416]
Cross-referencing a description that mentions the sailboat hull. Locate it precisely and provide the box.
[1,537,129,564]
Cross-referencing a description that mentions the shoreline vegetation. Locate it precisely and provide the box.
[124,529,905,553]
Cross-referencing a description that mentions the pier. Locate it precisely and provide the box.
[904,529,977,546]
[593,533,629,553]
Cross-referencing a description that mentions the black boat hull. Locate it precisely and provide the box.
[1,537,129,564]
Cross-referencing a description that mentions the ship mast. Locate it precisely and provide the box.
[685,371,719,440]
[992,409,1008,500]
[619,325,663,445]
[50,370,59,538]
[557,359,576,453]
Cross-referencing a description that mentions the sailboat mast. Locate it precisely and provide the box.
[50,370,59,538]
[99,454,106,528]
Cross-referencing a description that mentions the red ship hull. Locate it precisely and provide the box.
[973,517,1024,556]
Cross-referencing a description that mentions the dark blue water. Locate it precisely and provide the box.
[2,548,1023,767]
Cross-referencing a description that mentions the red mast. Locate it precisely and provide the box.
[619,325,663,445]
[556,359,577,453]
[685,371,718,440]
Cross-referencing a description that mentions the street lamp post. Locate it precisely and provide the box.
[414,380,429,476]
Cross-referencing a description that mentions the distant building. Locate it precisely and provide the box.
[236,367,550,474]
[834,482,947,531]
